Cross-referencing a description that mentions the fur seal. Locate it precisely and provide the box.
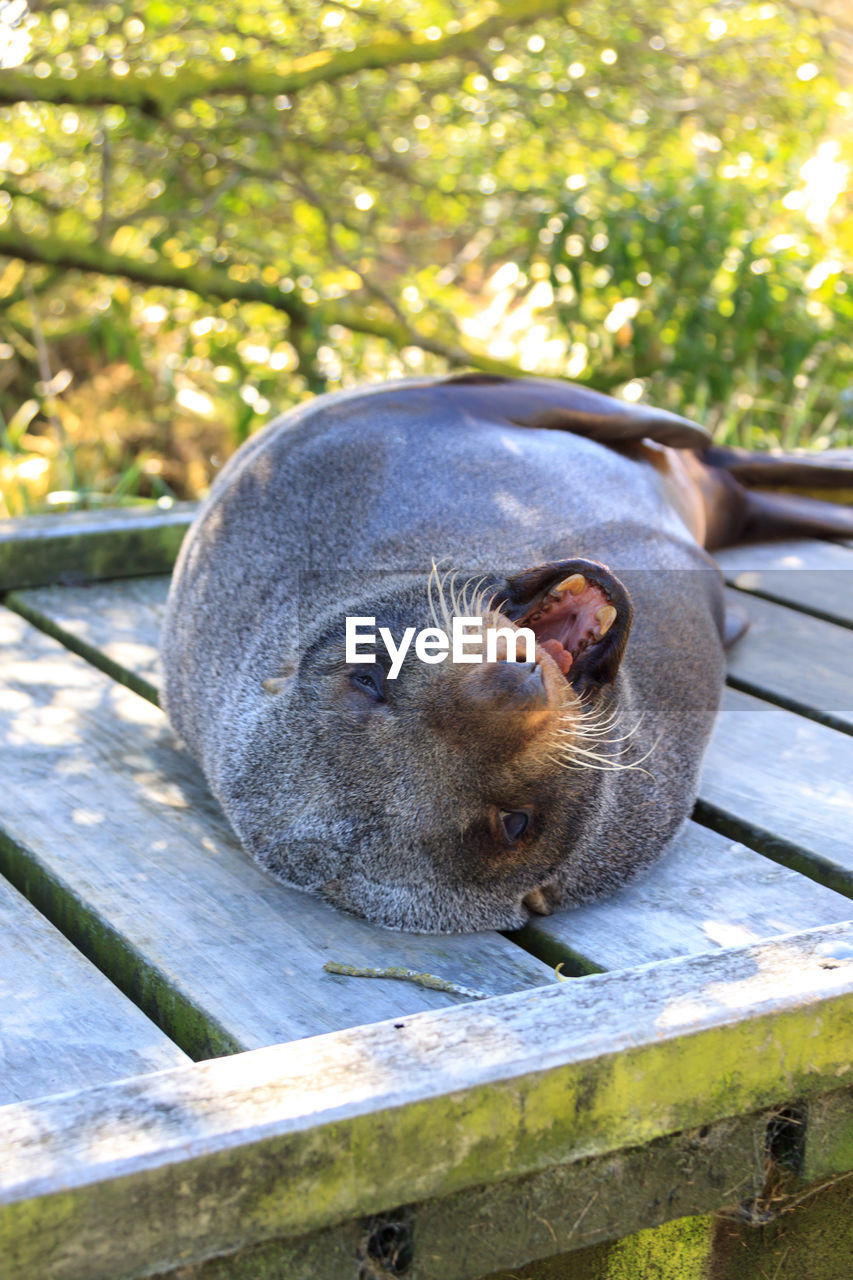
[160,374,853,932]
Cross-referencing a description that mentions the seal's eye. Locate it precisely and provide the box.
[348,666,387,703]
[500,809,530,843]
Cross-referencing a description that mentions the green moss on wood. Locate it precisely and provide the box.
[804,1090,853,1182]
[0,511,194,591]
[709,1175,853,1280]
[484,1214,714,1280]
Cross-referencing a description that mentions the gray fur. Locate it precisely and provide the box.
[161,376,726,933]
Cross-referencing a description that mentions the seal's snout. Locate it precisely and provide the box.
[466,659,548,710]
[425,656,555,753]
[454,659,552,735]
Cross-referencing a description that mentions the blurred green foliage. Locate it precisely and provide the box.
[0,0,851,513]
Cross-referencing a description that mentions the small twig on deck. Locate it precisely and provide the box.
[323,961,490,1000]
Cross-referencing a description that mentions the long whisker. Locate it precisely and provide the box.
[547,699,652,773]
[543,738,658,776]
[464,575,494,620]
[439,565,456,634]
[553,717,644,745]
[427,559,441,632]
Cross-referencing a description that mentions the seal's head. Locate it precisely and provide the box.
[229,556,650,933]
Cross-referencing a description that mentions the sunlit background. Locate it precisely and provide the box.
[0,0,851,514]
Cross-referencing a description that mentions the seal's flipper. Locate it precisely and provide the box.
[497,557,633,693]
[697,444,853,546]
[440,372,711,450]
[682,457,853,550]
[703,444,853,491]
[723,602,750,650]
[729,488,853,545]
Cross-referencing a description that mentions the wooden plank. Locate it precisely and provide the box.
[0,607,554,1062]
[146,1112,767,1280]
[715,538,853,628]
[0,504,195,591]
[0,877,188,1106]
[698,687,853,897]
[724,587,853,733]
[7,576,168,703]
[513,821,853,974]
[1,923,852,1280]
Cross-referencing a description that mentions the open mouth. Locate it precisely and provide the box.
[495,558,631,688]
[517,571,616,676]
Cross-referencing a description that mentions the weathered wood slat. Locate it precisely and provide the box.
[0,608,554,1062]
[7,576,168,703]
[716,538,853,628]
[724,586,853,733]
[145,1110,767,1280]
[0,504,195,591]
[1,923,852,1280]
[0,877,188,1106]
[698,686,853,896]
[514,820,853,973]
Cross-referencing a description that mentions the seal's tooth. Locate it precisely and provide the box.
[553,573,586,597]
[522,887,552,916]
[595,604,617,635]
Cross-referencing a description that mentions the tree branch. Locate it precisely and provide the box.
[0,179,72,218]
[0,0,573,110]
[0,226,526,376]
[0,226,310,316]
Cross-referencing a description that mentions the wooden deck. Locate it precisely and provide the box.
[0,509,852,1280]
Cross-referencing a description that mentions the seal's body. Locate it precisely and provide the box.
[161,375,852,932]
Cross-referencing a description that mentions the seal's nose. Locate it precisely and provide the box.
[466,659,548,711]
[426,658,553,753]
[515,661,548,703]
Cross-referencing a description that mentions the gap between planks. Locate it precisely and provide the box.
[5,584,160,704]
[0,875,189,1106]
[722,586,853,737]
[716,538,853,631]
